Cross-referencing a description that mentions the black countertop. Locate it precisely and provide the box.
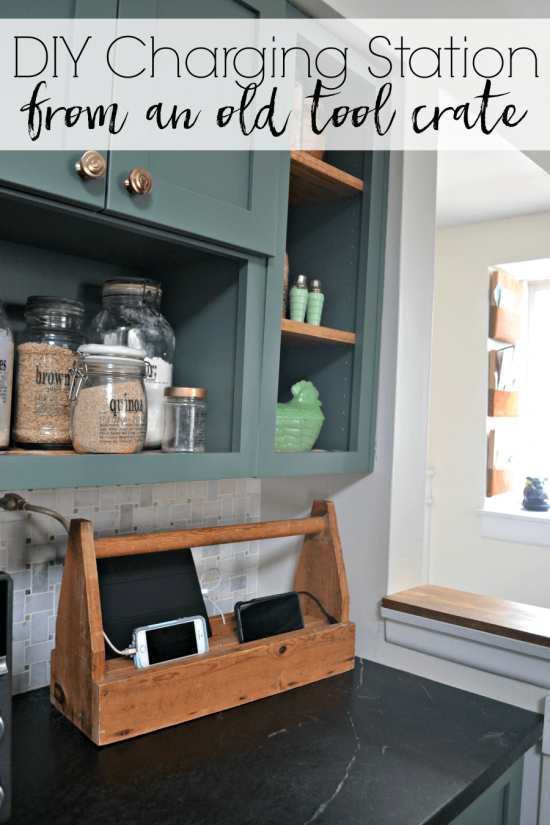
[11,659,542,825]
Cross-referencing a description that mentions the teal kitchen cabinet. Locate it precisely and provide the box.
[452,757,523,825]
[0,188,266,489]
[255,2,390,477]
[0,149,389,487]
[0,0,390,486]
[104,0,285,257]
[0,0,117,210]
[257,149,389,477]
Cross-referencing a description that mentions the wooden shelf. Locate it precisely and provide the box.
[382,584,550,648]
[289,151,364,207]
[281,319,355,347]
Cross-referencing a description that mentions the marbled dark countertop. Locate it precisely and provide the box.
[11,659,542,825]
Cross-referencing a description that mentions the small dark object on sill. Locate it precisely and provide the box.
[522,476,550,511]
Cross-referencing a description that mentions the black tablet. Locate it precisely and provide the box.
[97,548,212,659]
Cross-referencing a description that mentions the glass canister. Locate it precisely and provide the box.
[13,297,86,448]
[161,387,207,453]
[0,301,14,448]
[69,345,150,455]
[87,278,175,450]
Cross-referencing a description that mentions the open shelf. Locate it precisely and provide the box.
[281,319,355,347]
[289,151,364,207]
[0,186,267,488]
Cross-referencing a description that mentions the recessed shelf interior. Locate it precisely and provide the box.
[280,151,365,453]
[0,192,248,455]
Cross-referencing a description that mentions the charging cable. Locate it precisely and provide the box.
[200,567,225,624]
[103,632,136,658]
[296,591,338,624]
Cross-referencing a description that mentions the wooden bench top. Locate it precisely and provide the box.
[382,585,550,649]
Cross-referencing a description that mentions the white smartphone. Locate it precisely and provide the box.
[132,616,208,669]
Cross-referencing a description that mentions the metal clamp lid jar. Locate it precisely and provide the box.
[87,277,175,450]
[69,345,152,455]
[13,296,86,448]
[162,387,207,453]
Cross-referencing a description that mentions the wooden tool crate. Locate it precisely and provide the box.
[50,500,355,746]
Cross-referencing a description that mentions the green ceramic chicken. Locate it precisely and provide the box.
[275,380,324,452]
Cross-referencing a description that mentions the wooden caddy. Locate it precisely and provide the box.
[50,500,355,746]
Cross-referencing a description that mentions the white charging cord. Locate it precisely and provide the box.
[103,631,136,658]
[200,567,225,624]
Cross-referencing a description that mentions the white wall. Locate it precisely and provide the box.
[429,213,550,610]
[261,151,442,670]
[261,167,550,715]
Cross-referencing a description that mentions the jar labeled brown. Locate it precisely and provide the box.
[13,297,86,448]
[69,345,150,455]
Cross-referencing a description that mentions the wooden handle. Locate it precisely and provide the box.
[94,516,326,559]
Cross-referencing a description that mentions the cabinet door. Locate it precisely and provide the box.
[452,758,523,824]
[105,0,284,257]
[0,0,117,210]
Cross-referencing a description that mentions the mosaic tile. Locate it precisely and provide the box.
[0,479,261,694]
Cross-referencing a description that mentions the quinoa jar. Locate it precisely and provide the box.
[13,297,86,448]
[69,345,150,455]
[87,278,175,450]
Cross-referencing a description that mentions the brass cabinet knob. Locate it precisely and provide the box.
[124,168,153,195]
[75,150,106,180]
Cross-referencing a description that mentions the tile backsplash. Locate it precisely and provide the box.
[0,479,261,694]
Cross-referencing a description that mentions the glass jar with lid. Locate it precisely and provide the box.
[13,296,86,447]
[162,387,207,453]
[0,301,14,449]
[69,344,150,455]
[87,278,175,450]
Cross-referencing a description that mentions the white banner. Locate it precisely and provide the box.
[0,18,546,150]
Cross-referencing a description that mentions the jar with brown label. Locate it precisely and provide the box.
[13,297,86,447]
[69,345,150,455]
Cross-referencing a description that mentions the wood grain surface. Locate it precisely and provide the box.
[281,318,356,347]
[102,613,323,678]
[489,306,521,345]
[294,501,350,624]
[488,389,519,418]
[50,519,105,738]
[382,585,550,647]
[51,500,355,745]
[486,468,516,497]
[289,151,363,207]
[95,619,355,745]
[490,270,523,310]
[94,516,326,558]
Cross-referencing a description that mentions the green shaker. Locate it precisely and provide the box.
[289,274,308,323]
[307,280,324,326]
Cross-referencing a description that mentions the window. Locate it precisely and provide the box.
[524,278,550,476]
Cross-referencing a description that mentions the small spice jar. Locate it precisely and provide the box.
[13,297,86,448]
[162,387,207,453]
[69,345,151,455]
